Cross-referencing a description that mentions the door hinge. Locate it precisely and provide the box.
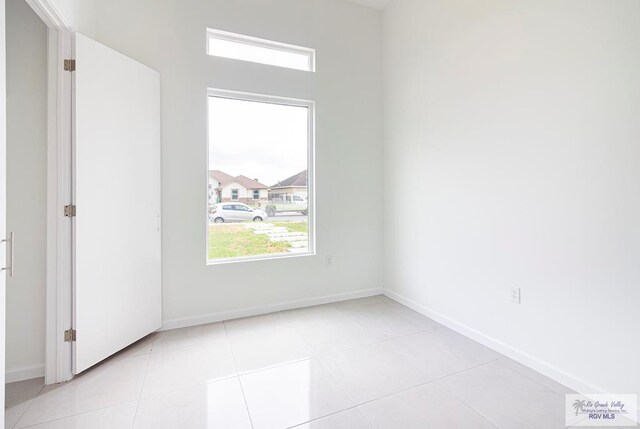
[64,204,76,217]
[64,329,76,342]
[64,59,76,72]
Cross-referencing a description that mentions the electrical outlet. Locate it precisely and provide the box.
[510,287,521,304]
[326,255,333,267]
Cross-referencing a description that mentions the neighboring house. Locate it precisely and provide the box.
[269,170,308,201]
[209,170,269,206]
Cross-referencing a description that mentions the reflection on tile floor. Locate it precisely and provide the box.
[5,295,574,428]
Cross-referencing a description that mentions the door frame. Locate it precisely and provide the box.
[1,0,6,420]
[24,0,73,384]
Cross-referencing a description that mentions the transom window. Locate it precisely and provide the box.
[206,28,315,72]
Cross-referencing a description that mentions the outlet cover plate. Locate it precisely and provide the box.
[510,287,521,304]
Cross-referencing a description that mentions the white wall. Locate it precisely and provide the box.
[49,0,96,35]
[383,0,640,395]
[92,0,384,325]
[6,0,48,380]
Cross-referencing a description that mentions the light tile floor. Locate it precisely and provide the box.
[5,296,577,428]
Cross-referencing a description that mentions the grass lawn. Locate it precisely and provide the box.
[208,224,290,259]
[272,222,308,233]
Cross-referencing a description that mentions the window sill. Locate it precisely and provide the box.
[206,250,316,266]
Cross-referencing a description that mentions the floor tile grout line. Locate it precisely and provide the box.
[280,322,502,429]
[343,358,502,417]
[282,307,444,359]
[126,374,239,404]
[235,356,317,378]
[207,302,472,393]
[279,307,367,424]
[222,321,256,429]
[435,372,504,429]
[281,305,391,408]
[107,331,240,403]
[354,402,377,429]
[314,324,437,360]
[11,304,324,428]
[15,401,140,429]
[130,352,152,429]
[442,393,501,429]
[279,310,319,357]
[281,345,503,427]
[13,351,150,428]
[125,327,451,408]
[378,295,543,392]
[282,404,363,429]
[315,353,359,405]
[156,300,439,368]
[143,325,235,357]
[284,404,371,429]
[155,298,419,346]
[10,382,47,429]
[435,377,501,429]
[307,356,383,428]
[141,340,223,357]
[494,358,573,399]
[285,405,375,429]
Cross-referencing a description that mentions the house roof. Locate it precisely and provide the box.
[233,175,268,190]
[209,170,235,184]
[272,170,308,188]
[209,170,268,189]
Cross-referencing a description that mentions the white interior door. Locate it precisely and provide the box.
[73,33,161,374]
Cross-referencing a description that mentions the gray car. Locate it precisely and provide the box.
[209,203,268,223]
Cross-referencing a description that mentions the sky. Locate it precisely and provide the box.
[208,97,308,186]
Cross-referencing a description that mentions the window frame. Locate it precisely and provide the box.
[205,88,316,265]
[231,189,239,200]
[206,28,316,72]
[253,190,260,200]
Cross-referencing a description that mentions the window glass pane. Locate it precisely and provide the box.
[207,29,314,72]
[208,93,312,262]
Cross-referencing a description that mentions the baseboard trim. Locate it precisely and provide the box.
[6,364,45,383]
[160,288,385,331]
[383,289,606,395]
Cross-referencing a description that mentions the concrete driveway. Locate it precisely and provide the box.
[267,213,308,223]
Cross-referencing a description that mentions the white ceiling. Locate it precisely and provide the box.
[346,0,391,10]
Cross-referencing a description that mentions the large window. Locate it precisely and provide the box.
[207,89,314,263]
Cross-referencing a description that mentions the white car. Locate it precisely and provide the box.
[209,203,268,223]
